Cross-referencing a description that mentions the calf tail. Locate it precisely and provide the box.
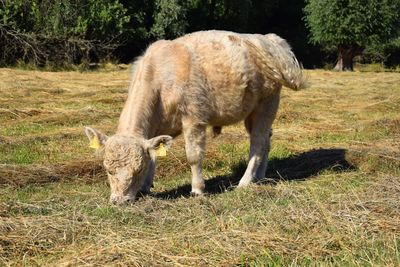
[244,34,308,91]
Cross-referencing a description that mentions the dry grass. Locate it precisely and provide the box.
[0,68,399,266]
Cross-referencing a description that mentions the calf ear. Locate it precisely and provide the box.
[84,127,108,149]
[144,135,173,155]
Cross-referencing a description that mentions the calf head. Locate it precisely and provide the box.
[84,127,172,204]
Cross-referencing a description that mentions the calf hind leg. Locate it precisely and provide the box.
[238,120,271,187]
[255,129,273,180]
[238,91,280,187]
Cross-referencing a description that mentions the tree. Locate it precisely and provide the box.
[304,0,400,71]
[150,0,188,39]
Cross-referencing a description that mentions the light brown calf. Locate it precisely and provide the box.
[85,30,307,204]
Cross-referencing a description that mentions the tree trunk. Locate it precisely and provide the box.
[334,45,356,71]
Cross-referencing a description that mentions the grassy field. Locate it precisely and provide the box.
[0,67,399,266]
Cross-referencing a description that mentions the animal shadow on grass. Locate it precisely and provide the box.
[154,148,356,200]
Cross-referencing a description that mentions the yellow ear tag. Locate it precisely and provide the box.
[89,136,101,149]
[155,143,167,157]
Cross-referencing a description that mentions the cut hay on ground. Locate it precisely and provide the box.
[0,68,399,266]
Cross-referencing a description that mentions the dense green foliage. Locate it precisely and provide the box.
[304,0,400,69]
[0,0,399,68]
[0,0,130,66]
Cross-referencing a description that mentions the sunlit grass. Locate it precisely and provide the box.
[0,68,399,266]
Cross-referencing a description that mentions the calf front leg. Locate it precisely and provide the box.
[183,119,206,195]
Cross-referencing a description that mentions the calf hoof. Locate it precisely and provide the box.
[237,179,251,188]
[190,188,204,196]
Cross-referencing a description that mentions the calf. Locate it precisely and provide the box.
[85,30,307,204]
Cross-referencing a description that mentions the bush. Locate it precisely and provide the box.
[0,0,129,67]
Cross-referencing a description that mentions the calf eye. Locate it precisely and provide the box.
[107,170,115,176]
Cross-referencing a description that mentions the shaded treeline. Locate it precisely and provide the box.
[0,0,398,69]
